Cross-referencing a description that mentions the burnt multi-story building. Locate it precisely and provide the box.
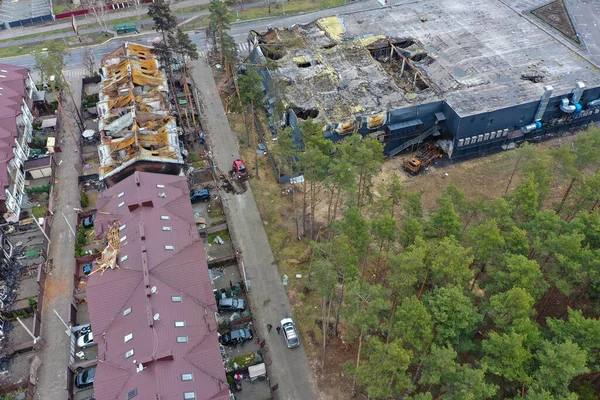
[249,0,600,159]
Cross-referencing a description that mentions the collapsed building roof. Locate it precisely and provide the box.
[87,171,229,400]
[97,43,183,182]
[254,0,600,126]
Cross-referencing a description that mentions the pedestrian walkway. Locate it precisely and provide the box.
[0,0,265,42]
[197,41,252,59]
[33,78,83,400]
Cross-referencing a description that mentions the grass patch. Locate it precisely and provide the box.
[192,160,206,168]
[207,229,231,243]
[53,3,73,15]
[181,15,211,30]
[0,33,111,58]
[208,201,224,218]
[0,29,68,44]
[177,4,211,14]
[86,191,99,209]
[237,0,346,21]
[32,205,47,219]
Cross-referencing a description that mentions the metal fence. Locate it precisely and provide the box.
[8,14,53,28]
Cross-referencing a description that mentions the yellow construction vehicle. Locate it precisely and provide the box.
[403,142,443,175]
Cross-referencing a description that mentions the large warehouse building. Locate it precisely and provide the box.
[249,0,600,159]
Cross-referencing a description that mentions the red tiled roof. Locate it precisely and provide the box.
[0,64,29,200]
[87,171,229,400]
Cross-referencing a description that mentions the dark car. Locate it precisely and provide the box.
[220,328,253,346]
[82,213,96,228]
[217,298,246,312]
[190,189,210,203]
[75,366,96,388]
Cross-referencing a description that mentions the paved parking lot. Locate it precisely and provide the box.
[565,0,600,61]
[0,0,51,23]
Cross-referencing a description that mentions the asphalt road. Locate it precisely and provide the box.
[33,77,83,399]
[0,0,379,71]
[189,50,319,400]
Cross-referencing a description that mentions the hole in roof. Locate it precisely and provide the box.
[291,107,319,120]
[410,52,430,63]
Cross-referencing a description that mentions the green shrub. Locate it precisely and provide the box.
[77,226,87,245]
[80,190,89,208]
[26,184,50,195]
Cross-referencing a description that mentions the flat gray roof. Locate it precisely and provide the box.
[260,0,600,122]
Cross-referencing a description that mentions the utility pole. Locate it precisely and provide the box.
[61,211,76,238]
[53,309,72,337]
[16,317,41,345]
[57,98,85,164]
[61,72,85,131]
[32,215,51,244]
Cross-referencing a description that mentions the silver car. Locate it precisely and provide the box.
[280,318,300,348]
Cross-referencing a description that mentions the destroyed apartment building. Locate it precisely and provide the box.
[86,171,231,400]
[249,0,600,159]
[97,42,184,187]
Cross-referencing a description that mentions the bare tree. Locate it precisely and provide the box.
[83,48,96,78]
[82,0,110,35]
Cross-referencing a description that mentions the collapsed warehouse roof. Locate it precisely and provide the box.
[252,0,600,127]
[97,42,183,183]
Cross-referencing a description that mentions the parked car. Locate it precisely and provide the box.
[220,328,253,346]
[75,366,96,388]
[190,189,210,203]
[77,332,94,348]
[218,298,246,312]
[82,213,96,228]
[72,323,91,337]
[231,159,247,179]
[281,318,300,348]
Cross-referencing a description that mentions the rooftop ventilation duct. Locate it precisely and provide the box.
[572,81,585,104]
[533,86,553,122]
[588,98,600,108]
[560,98,580,114]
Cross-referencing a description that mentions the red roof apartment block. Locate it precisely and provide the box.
[87,171,230,400]
[0,64,35,220]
